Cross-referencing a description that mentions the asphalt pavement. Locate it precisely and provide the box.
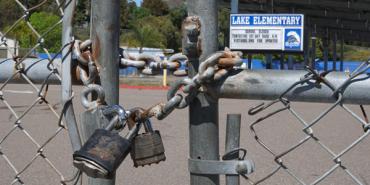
[0,84,369,185]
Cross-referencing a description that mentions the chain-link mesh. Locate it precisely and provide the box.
[0,1,81,184]
[242,65,370,185]
[2,0,370,184]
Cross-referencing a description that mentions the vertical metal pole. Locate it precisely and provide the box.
[333,32,337,71]
[311,36,317,69]
[225,114,241,185]
[91,0,120,105]
[228,0,238,48]
[62,0,82,152]
[266,54,272,69]
[280,53,285,70]
[231,0,238,14]
[265,54,272,69]
[187,0,219,185]
[248,54,252,69]
[288,55,293,70]
[340,31,344,71]
[304,18,310,66]
[323,32,329,71]
[87,0,120,185]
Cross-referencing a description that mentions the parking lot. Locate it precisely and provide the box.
[0,84,369,185]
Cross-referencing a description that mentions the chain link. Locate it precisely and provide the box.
[120,50,188,76]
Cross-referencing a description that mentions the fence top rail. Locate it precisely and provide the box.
[211,69,370,105]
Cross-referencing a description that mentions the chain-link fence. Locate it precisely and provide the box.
[241,66,370,185]
[1,0,370,185]
[0,0,81,184]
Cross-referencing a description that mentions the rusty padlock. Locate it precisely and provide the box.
[73,110,140,179]
[130,119,166,167]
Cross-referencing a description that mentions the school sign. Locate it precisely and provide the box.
[229,14,304,52]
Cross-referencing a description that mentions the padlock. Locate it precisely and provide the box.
[130,119,166,167]
[73,113,139,179]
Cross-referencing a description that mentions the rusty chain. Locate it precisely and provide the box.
[120,50,188,76]
[72,38,243,121]
[123,49,243,122]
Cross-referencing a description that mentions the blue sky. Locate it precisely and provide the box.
[134,0,142,6]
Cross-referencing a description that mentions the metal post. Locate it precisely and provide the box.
[61,0,82,152]
[248,54,252,69]
[231,0,239,14]
[288,55,294,70]
[324,36,329,71]
[86,0,120,185]
[333,32,337,71]
[91,0,120,105]
[340,31,344,71]
[280,53,285,70]
[228,0,238,48]
[324,38,329,71]
[266,54,272,69]
[225,114,241,185]
[311,36,317,69]
[304,19,310,66]
[187,0,220,185]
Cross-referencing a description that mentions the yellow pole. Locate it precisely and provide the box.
[163,57,168,87]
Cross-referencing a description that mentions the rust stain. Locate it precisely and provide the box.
[81,50,91,62]
[218,58,236,68]
[87,135,118,161]
[197,39,202,57]
[71,65,83,85]
[182,16,202,58]
[92,33,102,72]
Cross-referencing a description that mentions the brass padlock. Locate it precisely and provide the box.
[73,106,139,179]
[130,119,166,167]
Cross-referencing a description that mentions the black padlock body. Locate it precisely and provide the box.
[73,129,130,178]
[130,130,166,167]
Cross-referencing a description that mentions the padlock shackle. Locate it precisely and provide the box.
[125,121,142,140]
[143,119,154,133]
[102,105,127,122]
[105,115,120,131]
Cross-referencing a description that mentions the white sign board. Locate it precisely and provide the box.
[230,14,304,52]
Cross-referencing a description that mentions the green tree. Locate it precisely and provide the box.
[120,0,130,29]
[142,0,169,16]
[7,12,62,53]
[144,16,180,51]
[122,16,180,51]
[129,7,151,22]
[168,5,187,29]
[22,0,60,14]
[122,24,166,52]
[218,7,230,49]
[0,0,22,28]
[75,0,90,26]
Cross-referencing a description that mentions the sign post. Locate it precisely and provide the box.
[230,14,304,52]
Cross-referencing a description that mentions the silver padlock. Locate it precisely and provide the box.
[73,105,140,179]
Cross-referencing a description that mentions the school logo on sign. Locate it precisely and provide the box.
[284,29,301,50]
